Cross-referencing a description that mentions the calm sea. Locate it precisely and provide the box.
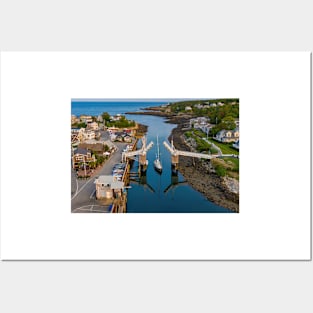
[71,100,168,116]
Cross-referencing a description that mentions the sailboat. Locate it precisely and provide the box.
[153,135,162,173]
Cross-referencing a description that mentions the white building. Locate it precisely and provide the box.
[199,123,213,135]
[84,130,96,140]
[87,121,99,130]
[190,117,210,129]
[215,127,239,143]
[194,104,203,109]
[80,115,93,123]
[95,175,124,199]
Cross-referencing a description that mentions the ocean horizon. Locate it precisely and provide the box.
[71,100,169,116]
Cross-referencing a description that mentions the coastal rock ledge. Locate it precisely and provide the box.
[170,121,239,213]
[223,177,239,194]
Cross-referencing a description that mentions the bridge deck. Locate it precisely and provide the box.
[163,140,238,159]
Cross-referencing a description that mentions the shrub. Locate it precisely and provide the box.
[215,165,226,177]
[210,147,218,154]
[185,131,192,138]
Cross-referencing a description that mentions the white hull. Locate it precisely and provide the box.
[154,158,162,172]
[154,135,162,172]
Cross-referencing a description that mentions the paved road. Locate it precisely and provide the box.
[71,141,129,212]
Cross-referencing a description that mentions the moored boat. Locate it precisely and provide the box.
[153,135,162,173]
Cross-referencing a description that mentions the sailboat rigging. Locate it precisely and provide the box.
[153,135,162,173]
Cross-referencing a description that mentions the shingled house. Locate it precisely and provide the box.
[215,127,239,143]
[72,147,96,169]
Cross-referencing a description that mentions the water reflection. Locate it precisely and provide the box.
[125,115,233,213]
[130,170,155,193]
[163,172,188,194]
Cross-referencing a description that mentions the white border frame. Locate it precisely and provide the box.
[0,52,311,260]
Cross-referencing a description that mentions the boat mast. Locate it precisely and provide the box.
[157,135,160,160]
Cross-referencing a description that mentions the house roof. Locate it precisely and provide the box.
[79,143,104,152]
[74,147,89,155]
[111,181,124,189]
[103,140,116,148]
[95,175,113,185]
[95,175,124,189]
[217,128,239,138]
[216,130,227,136]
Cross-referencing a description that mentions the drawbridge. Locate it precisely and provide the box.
[163,139,238,170]
[122,136,154,169]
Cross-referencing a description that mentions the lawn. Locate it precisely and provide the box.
[209,139,239,155]
[184,130,217,153]
[223,157,239,172]
[185,130,239,155]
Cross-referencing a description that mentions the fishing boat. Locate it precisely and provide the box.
[153,135,162,173]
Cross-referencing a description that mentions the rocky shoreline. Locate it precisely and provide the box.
[169,122,239,213]
[127,111,172,118]
[129,111,239,212]
[136,123,148,135]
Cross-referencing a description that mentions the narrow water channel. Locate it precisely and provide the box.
[125,114,233,213]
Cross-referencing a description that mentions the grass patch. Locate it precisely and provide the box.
[210,139,239,155]
[184,129,237,157]
[185,130,212,152]
[185,131,192,138]
[194,137,211,152]
[193,129,206,137]
[215,165,226,177]
[212,158,239,180]
[223,157,239,172]
[210,147,218,154]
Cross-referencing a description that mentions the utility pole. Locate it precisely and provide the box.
[83,159,86,177]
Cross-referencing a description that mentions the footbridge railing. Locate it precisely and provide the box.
[122,136,154,163]
[163,140,239,162]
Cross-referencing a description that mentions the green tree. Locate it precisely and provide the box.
[101,112,111,122]
[210,126,221,136]
[89,161,97,169]
[220,116,236,130]
[72,122,87,128]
